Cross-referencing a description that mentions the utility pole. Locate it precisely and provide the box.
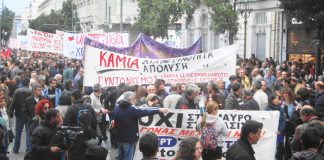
[120,0,123,32]
[71,0,75,31]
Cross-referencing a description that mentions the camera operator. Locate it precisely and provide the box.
[63,89,97,160]
[30,108,63,160]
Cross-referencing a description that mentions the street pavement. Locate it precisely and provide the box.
[8,123,117,160]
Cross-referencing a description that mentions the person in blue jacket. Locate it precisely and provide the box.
[43,78,61,108]
[266,95,286,160]
[114,91,168,160]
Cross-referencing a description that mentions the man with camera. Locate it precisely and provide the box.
[63,89,98,160]
[29,108,63,160]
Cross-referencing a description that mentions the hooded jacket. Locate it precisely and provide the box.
[197,113,228,147]
[290,150,324,160]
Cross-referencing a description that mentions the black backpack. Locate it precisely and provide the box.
[76,105,95,139]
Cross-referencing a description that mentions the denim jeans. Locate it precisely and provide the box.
[117,142,137,160]
[13,116,31,152]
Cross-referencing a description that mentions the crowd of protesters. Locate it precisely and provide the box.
[0,47,322,160]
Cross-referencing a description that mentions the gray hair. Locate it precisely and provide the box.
[54,74,62,80]
[242,88,253,97]
[37,75,46,81]
[253,80,262,90]
[31,83,42,90]
[185,83,199,96]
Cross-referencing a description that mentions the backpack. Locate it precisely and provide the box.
[77,106,95,139]
[200,116,218,150]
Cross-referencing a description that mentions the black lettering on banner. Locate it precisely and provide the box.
[139,115,154,126]
[187,122,196,129]
[176,113,183,128]
[155,113,174,127]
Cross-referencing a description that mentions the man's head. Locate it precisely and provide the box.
[239,69,246,77]
[301,127,321,150]
[185,84,199,100]
[170,83,180,93]
[71,89,82,103]
[139,132,159,158]
[261,80,267,92]
[93,83,101,97]
[154,79,165,92]
[242,88,253,101]
[266,70,272,77]
[123,91,136,104]
[276,70,282,78]
[32,83,43,97]
[282,71,288,78]
[229,75,238,84]
[232,83,241,95]
[49,78,57,89]
[252,68,259,77]
[44,108,62,126]
[300,106,317,122]
[240,120,263,145]
[253,80,262,91]
[54,74,62,84]
[85,146,108,160]
[147,85,156,94]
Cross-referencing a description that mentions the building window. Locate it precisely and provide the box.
[255,12,267,25]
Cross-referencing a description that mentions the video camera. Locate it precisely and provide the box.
[55,126,83,150]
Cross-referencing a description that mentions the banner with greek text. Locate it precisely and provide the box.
[84,33,202,59]
[134,109,279,160]
[83,44,236,87]
[63,32,129,59]
[27,28,63,53]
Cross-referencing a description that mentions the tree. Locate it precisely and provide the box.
[204,0,239,45]
[61,0,81,31]
[133,0,195,39]
[0,7,15,45]
[29,0,81,33]
[280,0,324,76]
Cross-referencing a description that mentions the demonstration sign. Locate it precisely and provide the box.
[134,109,279,160]
[83,44,236,87]
[27,28,63,53]
[63,32,129,59]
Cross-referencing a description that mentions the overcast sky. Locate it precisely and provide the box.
[2,0,29,16]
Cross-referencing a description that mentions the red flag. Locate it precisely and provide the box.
[4,48,10,58]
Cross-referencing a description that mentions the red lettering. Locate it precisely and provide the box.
[116,55,126,68]
[179,130,190,136]
[100,51,107,67]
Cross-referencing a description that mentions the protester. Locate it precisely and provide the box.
[266,95,286,160]
[9,77,32,153]
[24,83,45,123]
[63,89,98,160]
[29,99,54,136]
[114,91,168,160]
[226,120,263,160]
[43,78,61,108]
[174,137,202,160]
[30,108,62,160]
[56,91,72,119]
[85,146,108,160]
[154,79,169,102]
[290,127,324,160]
[197,101,228,160]
[227,75,238,93]
[225,83,242,110]
[241,88,260,110]
[163,83,181,109]
[175,84,199,109]
[252,80,268,110]
[139,132,159,160]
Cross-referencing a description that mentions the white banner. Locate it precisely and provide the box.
[134,109,279,160]
[17,35,28,50]
[83,45,236,87]
[8,38,17,49]
[63,32,129,59]
[27,28,63,53]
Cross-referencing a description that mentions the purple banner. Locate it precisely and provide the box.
[84,33,202,59]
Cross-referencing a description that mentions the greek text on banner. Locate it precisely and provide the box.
[83,45,236,87]
[134,109,279,160]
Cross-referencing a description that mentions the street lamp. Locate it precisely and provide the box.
[237,0,255,60]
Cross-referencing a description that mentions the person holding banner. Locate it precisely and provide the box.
[226,120,263,160]
[114,91,168,160]
[175,84,199,109]
[197,101,228,160]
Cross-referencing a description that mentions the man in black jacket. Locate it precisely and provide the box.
[9,77,32,153]
[24,83,45,123]
[30,108,62,160]
[63,89,97,160]
[226,120,263,160]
